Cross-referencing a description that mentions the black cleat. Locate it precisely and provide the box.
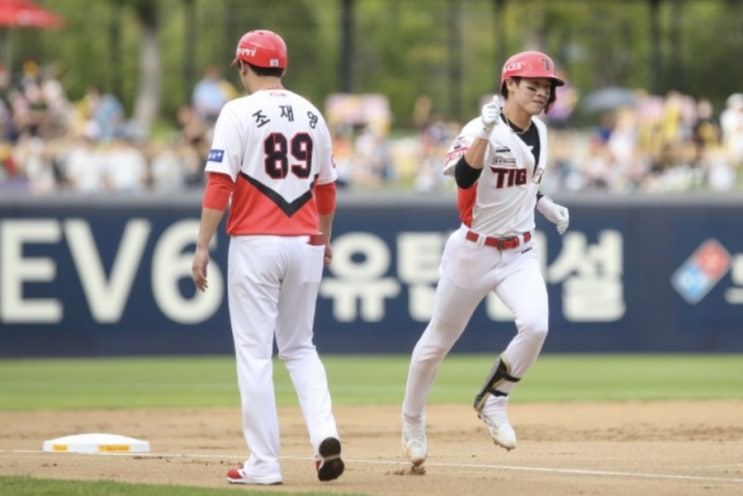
[316,437,345,481]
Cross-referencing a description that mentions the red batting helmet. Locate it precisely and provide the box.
[231,30,288,69]
[500,51,565,112]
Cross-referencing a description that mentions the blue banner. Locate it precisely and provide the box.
[1,193,742,356]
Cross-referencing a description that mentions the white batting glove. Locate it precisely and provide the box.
[537,196,570,235]
[477,96,501,140]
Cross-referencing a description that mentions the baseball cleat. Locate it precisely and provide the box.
[226,464,282,485]
[402,420,428,466]
[316,437,345,481]
[478,410,517,450]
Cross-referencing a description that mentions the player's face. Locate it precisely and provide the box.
[512,77,552,115]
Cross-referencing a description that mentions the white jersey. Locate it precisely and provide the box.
[205,88,337,235]
[443,116,548,237]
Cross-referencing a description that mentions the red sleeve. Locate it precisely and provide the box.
[202,172,234,211]
[314,181,336,215]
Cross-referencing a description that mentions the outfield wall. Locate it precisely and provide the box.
[1,192,742,357]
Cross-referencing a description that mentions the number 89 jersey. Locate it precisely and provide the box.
[205,88,337,236]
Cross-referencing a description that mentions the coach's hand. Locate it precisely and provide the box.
[192,246,210,292]
[324,243,333,266]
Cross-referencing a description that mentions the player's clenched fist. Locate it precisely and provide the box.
[478,96,501,139]
[537,195,570,235]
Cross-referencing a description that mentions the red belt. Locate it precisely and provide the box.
[465,230,531,250]
[308,233,327,246]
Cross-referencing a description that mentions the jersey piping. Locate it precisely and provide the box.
[240,171,318,218]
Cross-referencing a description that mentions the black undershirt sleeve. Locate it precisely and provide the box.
[454,156,482,189]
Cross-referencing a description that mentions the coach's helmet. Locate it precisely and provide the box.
[500,51,565,112]
[231,30,288,69]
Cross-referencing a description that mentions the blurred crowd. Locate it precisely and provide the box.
[0,60,236,195]
[1,58,741,196]
[541,89,743,194]
[410,88,743,195]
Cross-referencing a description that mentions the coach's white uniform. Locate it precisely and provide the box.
[402,115,550,424]
[206,88,339,482]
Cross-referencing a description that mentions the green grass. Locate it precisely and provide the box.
[1,354,741,411]
[0,476,365,496]
[1,354,741,495]
[512,353,743,401]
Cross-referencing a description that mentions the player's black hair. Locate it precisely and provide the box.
[242,60,285,78]
[501,77,557,111]
[500,77,520,100]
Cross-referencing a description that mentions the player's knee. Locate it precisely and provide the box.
[533,326,549,346]
[412,332,454,365]
[414,342,449,365]
[414,322,460,362]
[520,318,548,344]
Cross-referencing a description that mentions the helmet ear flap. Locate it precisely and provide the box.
[545,81,558,113]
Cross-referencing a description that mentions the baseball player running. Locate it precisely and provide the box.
[401,51,570,467]
[191,29,344,485]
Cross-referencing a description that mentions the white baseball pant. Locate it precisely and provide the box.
[228,235,339,480]
[402,225,549,423]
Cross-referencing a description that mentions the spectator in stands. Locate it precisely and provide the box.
[0,140,20,184]
[701,144,736,191]
[691,98,722,168]
[22,79,49,138]
[720,93,743,167]
[39,65,71,139]
[0,93,11,141]
[414,114,450,192]
[9,87,32,140]
[176,104,210,162]
[606,108,642,190]
[0,62,9,94]
[191,66,238,125]
[60,125,104,194]
[544,69,579,130]
[81,86,125,142]
[583,136,614,190]
[351,124,394,186]
[12,133,57,194]
[659,90,685,147]
[148,141,187,193]
[100,134,148,193]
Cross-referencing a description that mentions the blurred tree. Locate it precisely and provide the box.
[650,0,662,94]
[129,0,161,135]
[339,0,354,92]
[492,0,507,91]
[108,1,123,98]
[447,0,463,121]
[183,0,196,99]
[9,0,742,133]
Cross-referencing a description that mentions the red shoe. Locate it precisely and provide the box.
[226,464,282,485]
[316,437,345,481]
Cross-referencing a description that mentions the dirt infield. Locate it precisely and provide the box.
[1,400,742,495]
